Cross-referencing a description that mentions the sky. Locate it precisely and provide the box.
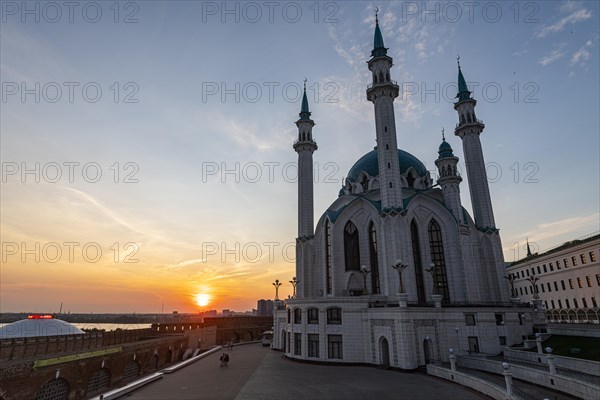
[1,1,599,314]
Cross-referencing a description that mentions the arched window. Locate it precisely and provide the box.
[344,221,360,271]
[411,220,426,303]
[325,220,332,294]
[407,173,415,188]
[87,368,111,397]
[369,222,380,294]
[428,220,450,302]
[36,378,70,400]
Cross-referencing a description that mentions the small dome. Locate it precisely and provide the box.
[347,149,428,182]
[0,316,85,339]
[438,139,454,159]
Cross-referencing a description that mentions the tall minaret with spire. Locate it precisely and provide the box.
[366,9,402,212]
[435,128,464,222]
[453,57,496,230]
[294,80,317,239]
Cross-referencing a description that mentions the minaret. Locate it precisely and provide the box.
[453,57,496,230]
[435,129,464,223]
[293,80,317,239]
[366,10,402,211]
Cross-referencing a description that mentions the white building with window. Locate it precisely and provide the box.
[272,13,535,369]
[507,233,600,324]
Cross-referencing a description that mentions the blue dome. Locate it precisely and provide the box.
[347,149,428,181]
[438,139,454,159]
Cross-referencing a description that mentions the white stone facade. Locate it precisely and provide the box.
[274,19,534,370]
[507,233,600,323]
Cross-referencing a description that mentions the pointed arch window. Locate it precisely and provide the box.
[344,221,360,271]
[428,220,450,302]
[411,220,426,303]
[369,222,380,294]
[325,220,333,294]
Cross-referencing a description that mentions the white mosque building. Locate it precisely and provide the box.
[273,14,537,369]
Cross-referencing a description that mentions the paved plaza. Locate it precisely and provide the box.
[127,344,487,400]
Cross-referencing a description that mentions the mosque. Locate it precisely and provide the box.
[272,13,537,369]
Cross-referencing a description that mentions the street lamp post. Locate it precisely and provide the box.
[391,260,409,307]
[272,279,282,301]
[289,277,299,299]
[425,263,443,307]
[360,265,370,295]
[391,260,408,293]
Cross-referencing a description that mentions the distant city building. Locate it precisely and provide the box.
[257,299,274,316]
[273,13,535,369]
[507,232,599,323]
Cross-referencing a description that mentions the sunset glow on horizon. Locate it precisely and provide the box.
[1,1,598,314]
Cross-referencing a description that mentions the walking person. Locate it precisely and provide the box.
[224,353,230,367]
[219,353,226,368]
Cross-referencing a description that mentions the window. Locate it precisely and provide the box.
[344,221,360,271]
[551,300,555,309]
[308,334,319,358]
[544,300,548,309]
[573,298,579,308]
[572,256,578,266]
[325,220,332,294]
[568,279,574,289]
[590,251,596,262]
[327,308,342,324]
[582,298,588,308]
[581,254,587,264]
[294,333,301,355]
[558,299,562,308]
[554,281,559,291]
[468,336,479,353]
[597,274,600,286]
[294,308,301,324]
[526,269,530,277]
[543,264,547,273]
[428,220,450,302]
[592,297,597,308]
[287,309,291,323]
[465,313,476,326]
[547,282,552,292]
[411,220,426,303]
[541,284,545,293]
[565,299,570,308]
[307,308,319,324]
[577,277,583,289]
[327,335,343,359]
[531,268,535,276]
[557,261,561,270]
[519,287,523,295]
[564,258,569,268]
[499,336,507,346]
[368,222,380,294]
[524,286,528,295]
[494,313,504,326]
[537,266,541,274]
[549,262,554,272]
[561,280,566,290]
[586,276,593,287]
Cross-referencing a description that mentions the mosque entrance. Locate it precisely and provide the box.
[379,337,390,368]
[423,339,432,364]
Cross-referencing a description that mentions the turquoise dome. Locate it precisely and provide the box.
[347,149,428,181]
[438,139,454,159]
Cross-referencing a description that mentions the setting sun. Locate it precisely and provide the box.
[195,293,211,307]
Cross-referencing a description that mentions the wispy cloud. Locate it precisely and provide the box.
[536,2,592,38]
[570,35,599,67]
[538,48,566,66]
